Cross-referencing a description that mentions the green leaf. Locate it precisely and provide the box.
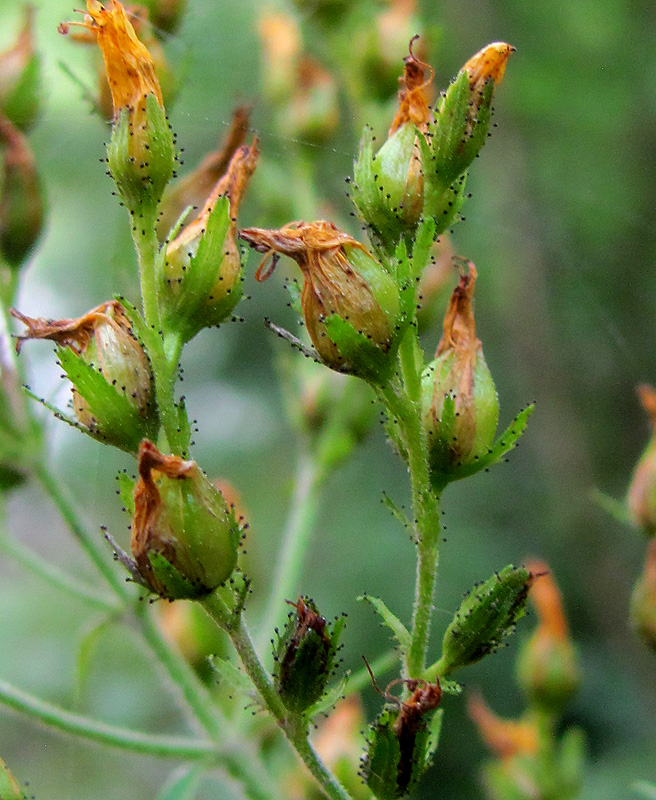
[157,765,207,800]
[381,492,412,532]
[410,217,436,281]
[208,656,253,696]
[76,615,116,699]
[358,594,411,651]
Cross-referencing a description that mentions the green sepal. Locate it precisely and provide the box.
[0,756,23,800]
[208,655,254,696]
[423,707,444,771]
[436,564,533,676]
[107,94,174,215]
[57,347,157,453]
[147,550,209,600]
[358,594,411,652]
[273,598,344,715]
[363,708,403,800]
[323,314,395,384]
[116,471,136,515]
[431,404,534,492]
[352,124,422,257]
[428,70,494,189]
[160,196,242,341]
[2,54,41,132]
[303,673,349,723]
[284,278,303,315]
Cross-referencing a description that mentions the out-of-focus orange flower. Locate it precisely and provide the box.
[468,693,539,761]
[627,384,656,535]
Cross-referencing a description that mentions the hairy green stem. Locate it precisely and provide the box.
[380,329,443,679]
[134,208,161,334]
[257,450,321,651]
[201,592,354,800]
[0,679,217,760]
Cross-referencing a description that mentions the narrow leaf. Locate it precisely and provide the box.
[358,594,411,651]
[208,656,253,695]
[303,673,349,722]
[157,765,206,800]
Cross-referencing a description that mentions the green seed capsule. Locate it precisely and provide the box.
[437,565,533,676]
[273,596,343,714]
[363,676,442,799]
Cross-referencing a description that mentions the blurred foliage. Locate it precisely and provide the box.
[0,0,655,799]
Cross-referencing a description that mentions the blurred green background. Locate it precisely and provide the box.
[1,0,655,798]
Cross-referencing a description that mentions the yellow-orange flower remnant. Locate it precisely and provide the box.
[389,36,433,136]
[462,41,515,91]
[11,301,155,451]
[630,538,656,652]
[61,0,162,117]
[60,0,174,212]
[516,561,580,712]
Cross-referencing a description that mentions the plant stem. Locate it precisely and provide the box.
[257,450,321,651]
[34,469,280,798]
[34,464,128,599]
[134,208,161,334]
[0,679,217,761]
[380,328,443,679]
[201,592,355,800]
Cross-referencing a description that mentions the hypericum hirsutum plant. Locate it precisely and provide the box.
[0,2,586,799]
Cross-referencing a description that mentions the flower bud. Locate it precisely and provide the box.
[257,12,301,105]
[353,40,513,255]
[424,42,514,193]
[352,38,432,254]
[0,7,41,132]
[516,561,580,713]
[627,384,656,536]
[157,105,250,240]
[437,565,533,677]
[161,141,258,342]
[60,1,175,214]
[273,596,344,714]
[241,221,401,382]
[362,674,442,800]
[129,440,241,600]
[11,300,156,453]
[630,539,656,652]
[421,264,498,486]
[0,114,44,269]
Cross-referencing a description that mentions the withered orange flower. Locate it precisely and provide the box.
[468,693,539,760]
[389,36,433,136]
[59,0,163,118]
[627,384,656,535]
[158,105,251,239]
[241,221,396,372]
[11,300,128,354]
